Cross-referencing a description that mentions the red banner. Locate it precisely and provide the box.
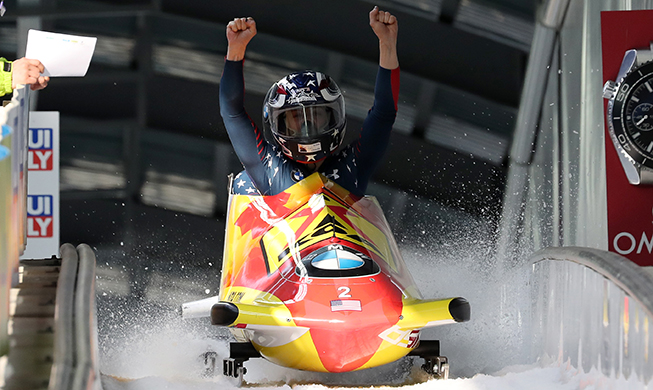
[601,10,653,266]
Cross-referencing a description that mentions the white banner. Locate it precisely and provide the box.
[21,112,60,259]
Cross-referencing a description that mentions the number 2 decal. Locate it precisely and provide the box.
[338,286,351,298]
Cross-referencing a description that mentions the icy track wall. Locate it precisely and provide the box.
[499,0,653,386]
[527,246,653,387]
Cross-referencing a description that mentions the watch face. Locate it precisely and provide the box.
[610,61,653,169]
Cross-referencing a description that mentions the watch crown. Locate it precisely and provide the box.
[603,80,617,99]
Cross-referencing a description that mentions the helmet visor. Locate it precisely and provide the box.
[275,106,336,138]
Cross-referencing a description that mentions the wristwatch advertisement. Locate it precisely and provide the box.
[601,10,653,266]
[603,43,653,185]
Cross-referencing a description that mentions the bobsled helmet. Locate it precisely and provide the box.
[263,70,346,164]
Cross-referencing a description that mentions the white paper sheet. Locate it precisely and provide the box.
[25,30,97,77]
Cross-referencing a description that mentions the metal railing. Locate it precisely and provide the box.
[49,243,102,390]
[48,244,77,390]
[4,243,101,390]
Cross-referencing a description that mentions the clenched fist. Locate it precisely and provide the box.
[226,17,257,61]
[12,58,49,91]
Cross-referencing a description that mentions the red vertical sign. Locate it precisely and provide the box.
[601,11,653,266]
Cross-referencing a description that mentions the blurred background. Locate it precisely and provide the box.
[1,0,538,380]
[0,0,535,229]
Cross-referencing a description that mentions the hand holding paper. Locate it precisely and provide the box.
[25,30,97,77]
[12,58,49,90]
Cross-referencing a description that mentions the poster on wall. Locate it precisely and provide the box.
[601,11,653,266]
[20,112,59,259]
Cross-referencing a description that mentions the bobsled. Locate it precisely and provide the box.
[182,173,470,384]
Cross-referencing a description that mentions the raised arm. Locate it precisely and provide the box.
[369,6,399,70]
[220,17,272,192]
[353,8,400,191]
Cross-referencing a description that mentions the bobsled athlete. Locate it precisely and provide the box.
[220,6,400,196]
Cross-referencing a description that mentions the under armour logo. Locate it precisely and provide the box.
[327,169,340,180]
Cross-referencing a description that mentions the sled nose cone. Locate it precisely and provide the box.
[211,302,239,326]
[449,297,470,322]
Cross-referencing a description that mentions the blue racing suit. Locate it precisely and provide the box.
[219,59,399,197]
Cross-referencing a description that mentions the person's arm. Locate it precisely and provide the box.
[355,67,399,182]
[354,8,400,187]
[220,17,271,193]
[220,60,267,171]
[0,57,49,97]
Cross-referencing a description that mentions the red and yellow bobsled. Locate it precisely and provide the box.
[182,173,469,381]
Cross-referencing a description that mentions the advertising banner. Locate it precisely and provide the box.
[601,11,653,266]
[21,112,60,259]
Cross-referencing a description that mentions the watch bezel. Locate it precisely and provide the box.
[609,61,653,170]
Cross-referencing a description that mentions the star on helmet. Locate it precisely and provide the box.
[305,154,317,161]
